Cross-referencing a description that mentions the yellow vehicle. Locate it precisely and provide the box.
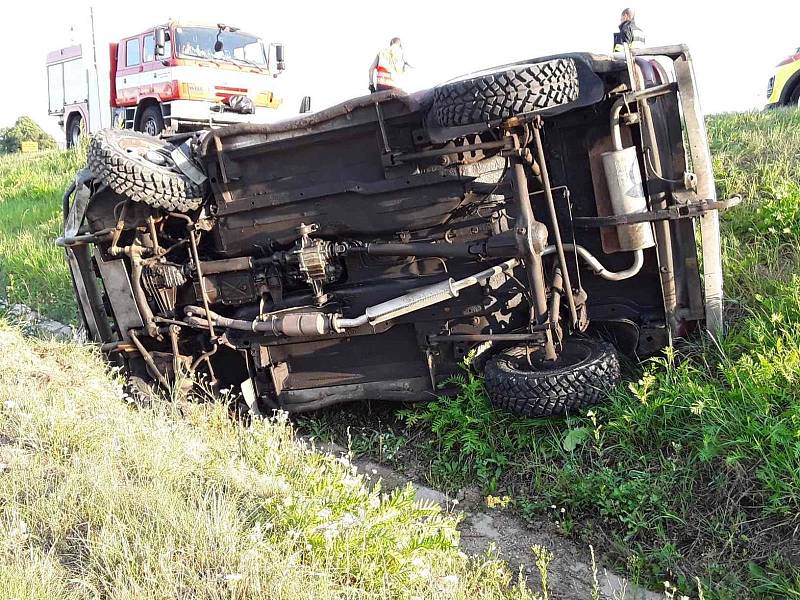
[766,47,800,108]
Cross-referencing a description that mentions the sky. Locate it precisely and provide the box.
[2,0,799,142]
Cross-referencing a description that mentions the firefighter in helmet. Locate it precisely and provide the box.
[368,37,410,92]
[613,8,646,52]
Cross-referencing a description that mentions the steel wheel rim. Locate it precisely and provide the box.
[144,117,158,136]
[116,135,168,167]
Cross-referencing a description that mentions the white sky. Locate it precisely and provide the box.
[2,0,799,141]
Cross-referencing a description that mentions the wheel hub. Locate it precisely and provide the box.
[118,138,173,168]
[515,340,591,371]
[144,118,158,136]
[145,150,168,166]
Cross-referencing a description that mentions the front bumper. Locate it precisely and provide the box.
[166,100,278,127]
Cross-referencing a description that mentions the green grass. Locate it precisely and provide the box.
[0,149,83,323]
[0,321,538,599]
[402,109,800,598]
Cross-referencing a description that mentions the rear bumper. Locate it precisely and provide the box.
[166,100,278,127]
[632,44,724,336]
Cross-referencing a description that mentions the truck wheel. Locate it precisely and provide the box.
[430,58,579,128]
[138,105,165,136]
[66,115,83,148]
[87,129,205,212]
[484,337,620,417]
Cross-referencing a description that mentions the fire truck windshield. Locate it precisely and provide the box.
[175,27,268,67]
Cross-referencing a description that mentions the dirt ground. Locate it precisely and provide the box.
[313,438,661,600]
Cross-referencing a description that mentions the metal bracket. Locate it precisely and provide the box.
[387,138,512,166]
[94,249,144,341]
[573,197,740,228]
[171,141,208,186]
[374,101,392,155]
[428,331,547,343]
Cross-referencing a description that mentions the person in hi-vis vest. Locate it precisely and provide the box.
[369,37,410,92]
[613,8,646,52]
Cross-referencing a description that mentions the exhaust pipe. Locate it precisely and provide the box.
[185,306,332,337]
[185,248,637,340]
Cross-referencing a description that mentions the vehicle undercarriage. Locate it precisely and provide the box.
[61,44,735,417]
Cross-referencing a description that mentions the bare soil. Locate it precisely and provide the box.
[312,436,661,600]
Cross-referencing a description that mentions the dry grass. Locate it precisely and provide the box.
[0,321,536,599]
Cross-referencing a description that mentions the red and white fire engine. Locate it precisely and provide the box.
[47,22,286,146]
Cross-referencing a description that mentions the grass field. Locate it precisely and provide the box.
[0,109,799,598]
[0,322,541,599]
[0,149,82,323]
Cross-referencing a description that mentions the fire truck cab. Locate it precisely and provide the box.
[47,21,285,146]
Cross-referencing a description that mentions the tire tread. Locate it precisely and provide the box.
[87,129,204,212]
[431,58,579,127]
[484,339,620,417]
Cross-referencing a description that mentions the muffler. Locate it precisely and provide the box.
[602,102,656,252]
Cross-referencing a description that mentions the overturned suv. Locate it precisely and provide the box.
[61,45,733,417]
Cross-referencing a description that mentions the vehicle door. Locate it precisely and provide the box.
[116,36,143,105]
[142,30,173,99]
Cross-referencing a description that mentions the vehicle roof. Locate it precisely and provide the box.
[121,21,263,41]
[46,45,82,65]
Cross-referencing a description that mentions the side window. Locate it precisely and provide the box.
[142,31,172,62]
[126,38,140,66]
[47,64,64,113]
[163,31,172,58]
[143,35,155,63]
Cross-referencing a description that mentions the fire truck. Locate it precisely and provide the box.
[47,22,286,146]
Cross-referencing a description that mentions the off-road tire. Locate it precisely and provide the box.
[87,129,204,212]
[484,337,620,417]
[430,58,579,128]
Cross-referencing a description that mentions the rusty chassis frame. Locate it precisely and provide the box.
[60,44,730,412]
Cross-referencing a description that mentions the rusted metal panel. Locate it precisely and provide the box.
[66,248,102,341]
[674,51,724,336]
[94,250,144,340]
